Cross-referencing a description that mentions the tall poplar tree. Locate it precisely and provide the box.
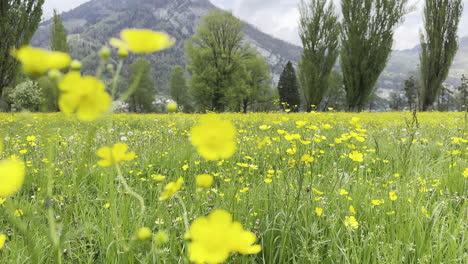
[278,61,301,112]
[419,0,463,111]
[340,0,407,111]
[298,0,340,111]
[0,0,44,99]
[50,9,69,53]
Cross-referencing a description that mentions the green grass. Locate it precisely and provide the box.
[0,112,466,263]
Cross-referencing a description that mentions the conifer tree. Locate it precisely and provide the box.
[278,61,301,112]
[169,66,192,112]
[419,0,463,111]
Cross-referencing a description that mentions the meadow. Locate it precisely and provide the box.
[0,111,466,263]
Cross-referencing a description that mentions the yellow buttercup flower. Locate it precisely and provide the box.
[59,72,112,121]
[344,216,359,230]
[11,46,71,76]
[196,174,214,189]
[315,207,323,216]
[190,115,237,161]
[463,168,468,178]
[188,209,261,264]
[0,159,26,198]
[159,177,184,201]
[348,151,364,162]
[136,227,152,241]
[96,143,136,167]
[110,29,175,53]
[389,192,398,201]
[0,234,6,250]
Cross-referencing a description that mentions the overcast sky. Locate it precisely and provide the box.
[44,0,468,50]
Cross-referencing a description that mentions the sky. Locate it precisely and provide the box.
[44,0,468,50]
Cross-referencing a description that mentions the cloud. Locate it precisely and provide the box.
[45,0,468,50]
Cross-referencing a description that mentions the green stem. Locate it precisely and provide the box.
[115,163,146,220]
[175,194,190,233]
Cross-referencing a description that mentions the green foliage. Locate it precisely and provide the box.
[38,76,59,112]
[298,0,340,111]
[455,75,467,111]
[403,76,419,111]
[169,66,192,112]
[50,9,69,53]
[126,58,156,113]
[340,0,407,111]
[278,61,301,112]
[11,80,42,111]
[186,10,248,112]
[322,71,346,111]
[0,0,44,96]
[419,0,463,111]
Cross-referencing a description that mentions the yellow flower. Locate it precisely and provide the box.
[0,234,6,250]
[371,199,385,206]
[190,115,236,161]
[344,216,359,230]
[104,203,111,209]
[11,46,71,76]
[389,192,398,201]
[96,143,136,167]
[348,151,364,162]
[59,72,111,121]
[159,177,184,201]
[315,207,323,216]
[264,178,272,183]
[300,154,314,163]
[136,227,152,241]
[339,189,348,196]
[110,29,175,53]
[0,159,26,198]
[14,209,24,217]
[196,174,214,189]
[188,209,261,264]
[463,168,468,178]
[349,205,356,214]
[151,174,166,182]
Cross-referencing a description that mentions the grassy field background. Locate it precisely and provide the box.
[0,112,466,263]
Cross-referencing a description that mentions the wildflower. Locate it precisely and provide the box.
[349,205,356,214]
[166,101,178,113]
[97,143,136,167]
[264,178,272,183]
[154,231,169,245]
[196,174,214,189]
[104,203,111,209]
[159,177,184,201]
[300,154,314,163]
[371,199,385,206]
[421,207,430,218]
[11,46,71,76]
[188,209,261,264]
[0,159,26,198]
[14,209,24,217]
[344,216,359,230]
[339,189,348,196]
[348,151,364,162]
[389,192,398,201]
[110,29,175,53]
[136,227,152,241]
[151,174,166,182]
[259,125,270,130]
[463,168,468,178]
[0,198,5,205]
[315,207,323,216]
[0,234,6,250]
[59,72,111,121]
[190,115,236,161]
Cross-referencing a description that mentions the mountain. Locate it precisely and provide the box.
[374,36,468,99]
[31,0,301,92]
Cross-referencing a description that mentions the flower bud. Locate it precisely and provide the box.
[48,69,63,82]
[118,48,128,59]
[136,227,152,241]
[70,60,82,71]
[166,101,178,113]
[99,46,111,59]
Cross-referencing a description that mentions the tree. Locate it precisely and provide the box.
[298,0,340,111]
[322,71,346,111]
[403,76,419,111]
[419,0,463,111]
[340,0,407,111]
[169,66,192,112]
[455,75,467,111]
[126,58,156,113]
[0,0,44,101]
[11,80,42,112]
[278,61,301,112]
[389,92,404,111]
[50,9,69,53]
[187,10,248,112]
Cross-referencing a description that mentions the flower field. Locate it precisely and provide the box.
[0,112,466,263]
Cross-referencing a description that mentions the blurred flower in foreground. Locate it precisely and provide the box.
[96,143,136,167]
[110,29,175,53]
[190,115,236,161]
[188,209,261,264]
[11,46,71,76]
[59,72,111,121]
[0,159,26,198]
[196,174,214,189]
[0,234,6,250]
